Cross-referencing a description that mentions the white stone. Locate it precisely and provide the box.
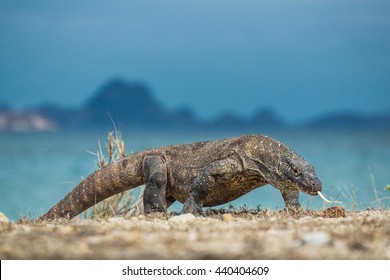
[108,217,126,223]
[169,213,197,224]
[301,231,331,246]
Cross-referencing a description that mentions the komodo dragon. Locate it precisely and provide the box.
[38,134,332,221]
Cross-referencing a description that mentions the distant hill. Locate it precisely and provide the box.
[33,78,202,131]
[85,79,169,127]
[0,78,389,132]
[305,112,390,130]
[35,78,286,131]
[83,79,204,129]
[211,109,284,131]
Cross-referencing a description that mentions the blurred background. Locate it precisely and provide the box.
[0,0,389,220]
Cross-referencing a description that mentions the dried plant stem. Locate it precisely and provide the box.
[84,129,143,219]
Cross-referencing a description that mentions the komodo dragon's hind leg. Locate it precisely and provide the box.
[142,155,168,214]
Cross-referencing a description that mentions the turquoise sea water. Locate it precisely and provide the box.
[0,129,389,221]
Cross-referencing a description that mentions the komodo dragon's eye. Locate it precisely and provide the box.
[285,158,302,178]
[292,168,301,177]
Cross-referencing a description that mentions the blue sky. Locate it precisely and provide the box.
[1,0,389,122]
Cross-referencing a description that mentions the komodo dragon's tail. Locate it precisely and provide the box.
[37,153,145,221]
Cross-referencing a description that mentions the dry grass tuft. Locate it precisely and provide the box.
[84,127,144,219]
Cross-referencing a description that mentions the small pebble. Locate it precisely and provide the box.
[222,214,234,221]
[108,217,126,223]
[301,231,331,246]
[130,216,139,222]
[169,213,197,224]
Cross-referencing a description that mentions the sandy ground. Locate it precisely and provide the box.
[0,208,389,259]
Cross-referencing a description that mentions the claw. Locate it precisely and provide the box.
[317,191,342,204]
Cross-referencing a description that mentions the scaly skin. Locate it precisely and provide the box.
[38,134,322,221]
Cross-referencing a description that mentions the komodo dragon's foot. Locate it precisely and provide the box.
[182,198,203,216]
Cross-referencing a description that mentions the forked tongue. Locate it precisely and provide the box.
[317,191,342,204]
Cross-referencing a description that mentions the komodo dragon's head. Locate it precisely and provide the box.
[253,135,341,204]
[278,153,322,196]
[251,135,323,196]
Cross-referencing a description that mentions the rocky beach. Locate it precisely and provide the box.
[1,209,389,259]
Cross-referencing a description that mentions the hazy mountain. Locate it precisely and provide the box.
[34,78,202,130]
[306,112,390,130]
[84,79,167,127]
[1,78,389,132]
[211,109,284,131]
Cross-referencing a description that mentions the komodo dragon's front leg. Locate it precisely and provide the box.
[281,189,300,208]
[142,155,168,213]
[182,157,242,215]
